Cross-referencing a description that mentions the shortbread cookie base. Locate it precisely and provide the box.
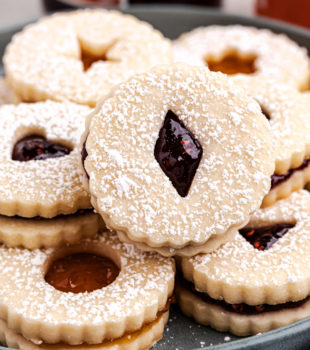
[233,76,310,175]
[262,161,310,207]
[176,283,310,336]
[173,25,310,90]
[116,225,237,257]
[0,101,91,218]
[4,9,172,107]
[0,211,105,249]
[0,311,169,350]
[0,77,20,105]
[182,190,310,305]
[85,63,274,251]
[0,231,175,345]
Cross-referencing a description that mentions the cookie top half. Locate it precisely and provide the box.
[181,190,310,305]
[83,64,275,252]
[233,76,310,175]
[173,25,310,91]
[0,100,91,218]
[4,9,172,107]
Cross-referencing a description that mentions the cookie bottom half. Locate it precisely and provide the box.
[0,311,169,350]
[262,158,310,207]
[0,210,105,249]
[176,281,310,336]
[117,226,237,257]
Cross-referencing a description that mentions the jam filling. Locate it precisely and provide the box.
[206,52,257,75]
[81,139,89,179]
[9,209,93,221]
[271,156,310,189]
[182,278,310,315]
[260,106,271,121]
[154,110,203,197]
[12,135,71,161]
[81,51,107,72]
[45,252,120,293]
[239,224,294,251]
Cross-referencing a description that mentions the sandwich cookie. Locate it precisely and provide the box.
[234,76,310,207]
[4,9,172,107]
[173,25,310,90]
[81,64,274,256]
[177,190,310,336]
[0,101,103,248]
[0,230,175,349]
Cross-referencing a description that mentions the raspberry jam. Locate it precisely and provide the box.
[206,52,257,75]
[239,224,294,251]
[271,156,310,189]
[45,252,120,293]
[81,139,89,179]
[12,135,71,161]
[182,278,310,315]
[154,110,203,197]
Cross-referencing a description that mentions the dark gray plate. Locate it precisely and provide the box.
[1,5,310,350]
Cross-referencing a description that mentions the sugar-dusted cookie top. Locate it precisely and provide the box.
[234,76,310,175]
[182,190,310,305]
[0,101,91,218]
[0,230,175,345]
[83,63,274,254]
[173,25,310,90]
[4,9,172,107]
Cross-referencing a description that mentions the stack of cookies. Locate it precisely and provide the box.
[0,7,310,350]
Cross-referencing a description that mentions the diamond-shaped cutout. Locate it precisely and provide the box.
[239,224,294,251]
[154,110,203,197]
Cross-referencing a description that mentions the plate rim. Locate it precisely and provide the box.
[1,5,310,350]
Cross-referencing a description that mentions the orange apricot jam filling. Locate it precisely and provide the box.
[45,252,120,293]
[206,52,257,75]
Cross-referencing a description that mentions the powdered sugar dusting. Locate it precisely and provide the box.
[173,25,309,90]
[86,64,274,249]
[0,230,175,344]
[234,76,310,174]
[0,100,91,218]
[4,9,172,107]
[185,190,310,304]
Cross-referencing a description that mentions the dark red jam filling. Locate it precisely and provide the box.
[81,139,89,179]
[271,156,310,189]
[45,252,120,293]
[239,224,294,251]
[12,135,71,161]
[182,278,310,315]
[10,209,93,221]
[271,157,310,188]
[154,110,203,197]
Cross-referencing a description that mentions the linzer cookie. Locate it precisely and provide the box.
[234,76,310,207]
[0,77,19,105]
[3,9,172,107]
[0,101,103,248]
[81,64,274,257]
[0,230,175,349]
[0,210,104,250]
[177,190,310,336]
[173,25,310,90]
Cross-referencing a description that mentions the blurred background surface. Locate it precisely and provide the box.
[0,0,310,31]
